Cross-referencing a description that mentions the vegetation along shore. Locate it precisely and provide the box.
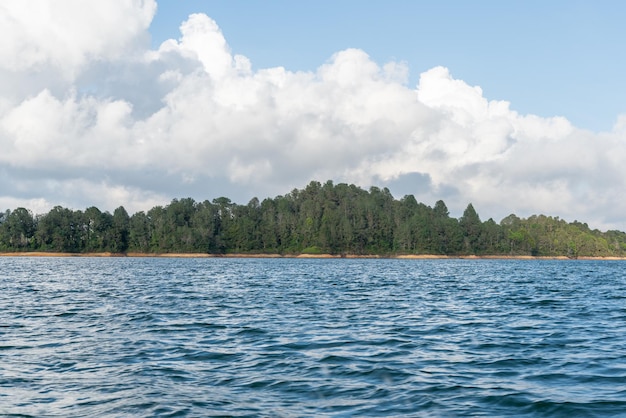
[1,252,625,261]
[2,181,626,258]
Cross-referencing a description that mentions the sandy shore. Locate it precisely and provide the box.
[1,252,625,260]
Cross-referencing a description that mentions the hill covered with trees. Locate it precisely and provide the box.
[1,181,625,257]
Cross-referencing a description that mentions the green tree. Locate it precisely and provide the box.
[0,208,36,250]
[128,211,150,252]
[459,203,483,254]
[110,206,130,253]
[430,200,462,254]
[2,179,626,257]
[191,200,220,253]
[36,206,82,252]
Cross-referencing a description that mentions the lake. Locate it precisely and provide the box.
[1,257,626,417]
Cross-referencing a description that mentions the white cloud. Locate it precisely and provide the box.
[176,13,236,79]
[0,3,626,231]
[0,197,51,216]
[0,0,155,75]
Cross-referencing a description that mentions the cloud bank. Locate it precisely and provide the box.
[1,1,625,230]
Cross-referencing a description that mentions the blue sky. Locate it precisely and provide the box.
[150,0,626,132]
[1,0,626,230]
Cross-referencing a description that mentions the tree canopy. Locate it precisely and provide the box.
[1,181,625,257]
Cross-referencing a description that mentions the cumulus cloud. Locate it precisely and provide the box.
[0,3,625,230]
[0,0,155,74]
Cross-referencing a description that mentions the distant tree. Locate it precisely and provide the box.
[36,206,81,252]
[3,180,626,257]
[431,200,462,254]
[459,203,483,254]
[0,208,36,250]
[191,200,220,253]
[83,206,105,251]
[481,218,504,254]
[433,200,450,218]
[147,205,167,252]
[128,211,150,252]
[110,206,130,253]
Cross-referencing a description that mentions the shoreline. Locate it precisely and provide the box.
[0,252,625,260]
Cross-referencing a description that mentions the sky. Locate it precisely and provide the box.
[1,0,626,230]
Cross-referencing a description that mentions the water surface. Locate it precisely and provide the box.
[1,257,626,416]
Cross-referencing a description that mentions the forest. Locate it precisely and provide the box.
[1,180,626,257]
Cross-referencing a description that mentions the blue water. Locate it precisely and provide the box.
[1,258,626,417]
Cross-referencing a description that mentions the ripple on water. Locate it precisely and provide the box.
[1,258,626,416]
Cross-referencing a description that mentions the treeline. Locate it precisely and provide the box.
[1,180,626,257]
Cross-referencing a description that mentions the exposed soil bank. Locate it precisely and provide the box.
[1,252,625,260]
